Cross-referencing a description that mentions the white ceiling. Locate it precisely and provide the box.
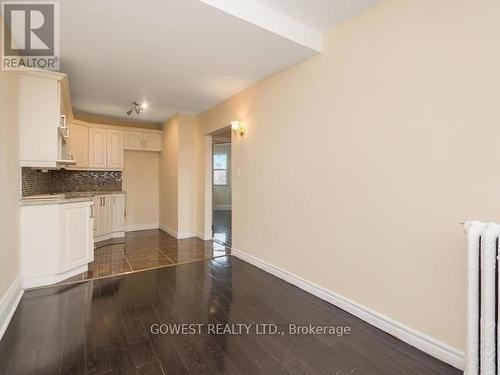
[60,0,377,123]
[250,0,378,31]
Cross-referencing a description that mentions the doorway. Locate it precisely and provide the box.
[212,128,232,246]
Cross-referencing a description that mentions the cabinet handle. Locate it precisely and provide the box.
[90,204,94,218]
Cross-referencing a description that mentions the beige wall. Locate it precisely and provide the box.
[123,151,159,229]
[177,115,199,237]
[159,114,199,237]
[213,143,231,209]
[159,117,179,232]
[195,0,500,351]
[0,70,20,298]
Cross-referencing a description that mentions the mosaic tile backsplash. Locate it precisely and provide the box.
[22,168,122,197]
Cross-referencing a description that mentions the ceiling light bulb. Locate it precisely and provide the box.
[231,121,240,130]
[140,101,149,111]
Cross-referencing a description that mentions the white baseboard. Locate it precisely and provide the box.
[159,224,178,239]
[214,205,231,211]
[111,231,125,238]
[0,274,23,340]
[23,264,88,289]
[94,231,125,243]
[197,232,210,241]
[159,224,196,239]
[126,223,159,232]
[178,232,197,239]
[231,248,465,370]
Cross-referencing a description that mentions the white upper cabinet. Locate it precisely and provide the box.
[88,128,124,169]
[19,74,65,167]
[124,131,162,152]
[107,130,124,168]
[124,131,144,150]
[89,128,107,168]
[143,133,162,151]
[69,123,89,168]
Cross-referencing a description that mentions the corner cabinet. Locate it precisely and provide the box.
[21,201,94,289]
[93,193,126,242]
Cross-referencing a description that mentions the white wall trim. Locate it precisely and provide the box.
[0,274,24,340]
[125,223,159,232]
[213,205,232,211]
[231,248,465,370]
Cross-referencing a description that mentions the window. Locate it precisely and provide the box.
[213,152,229,185]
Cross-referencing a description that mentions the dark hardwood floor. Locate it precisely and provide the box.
[57,229,230,284]
[213,210,231,247]
[0,256,461,374]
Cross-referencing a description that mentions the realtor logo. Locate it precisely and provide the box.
[1,1,60,70]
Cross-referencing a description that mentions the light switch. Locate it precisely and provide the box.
[236,169,241,177]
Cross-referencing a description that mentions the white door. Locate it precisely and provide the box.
[69,123,89,167]
[107,130,124,169]
[124,131,144,151]
[112,194,125,232]
[143,133,162,151]
[89,128,107,168]
[59,202,93,272]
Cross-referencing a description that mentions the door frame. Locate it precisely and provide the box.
[202,129,233,242]
[202,135,213,240]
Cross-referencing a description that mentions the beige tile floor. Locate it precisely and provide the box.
[59,229,230,284]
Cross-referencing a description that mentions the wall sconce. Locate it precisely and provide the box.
[231,121,245,136]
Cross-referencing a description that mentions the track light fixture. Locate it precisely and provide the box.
[127,101,149,116]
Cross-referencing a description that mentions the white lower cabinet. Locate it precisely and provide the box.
[112,194,126,232]
[21,201,94,289]
[60,202,94,272]
[93,193,125,241]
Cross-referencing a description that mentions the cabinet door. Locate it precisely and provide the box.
[143,133,162,152]
[124,131,144,151]
[107,130,124,169]
[19,76,61,164]
[69,123,89,167]
[112,194,125,232]
[89,128,107,168]
[101,196,113,235]
[59,202,93,272]
[93,196,102,236]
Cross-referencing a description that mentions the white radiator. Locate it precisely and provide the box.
[465,221,500,375]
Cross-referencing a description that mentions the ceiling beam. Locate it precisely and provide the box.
[197,0,323,52]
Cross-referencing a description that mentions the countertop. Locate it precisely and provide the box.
[20,191,125,206]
